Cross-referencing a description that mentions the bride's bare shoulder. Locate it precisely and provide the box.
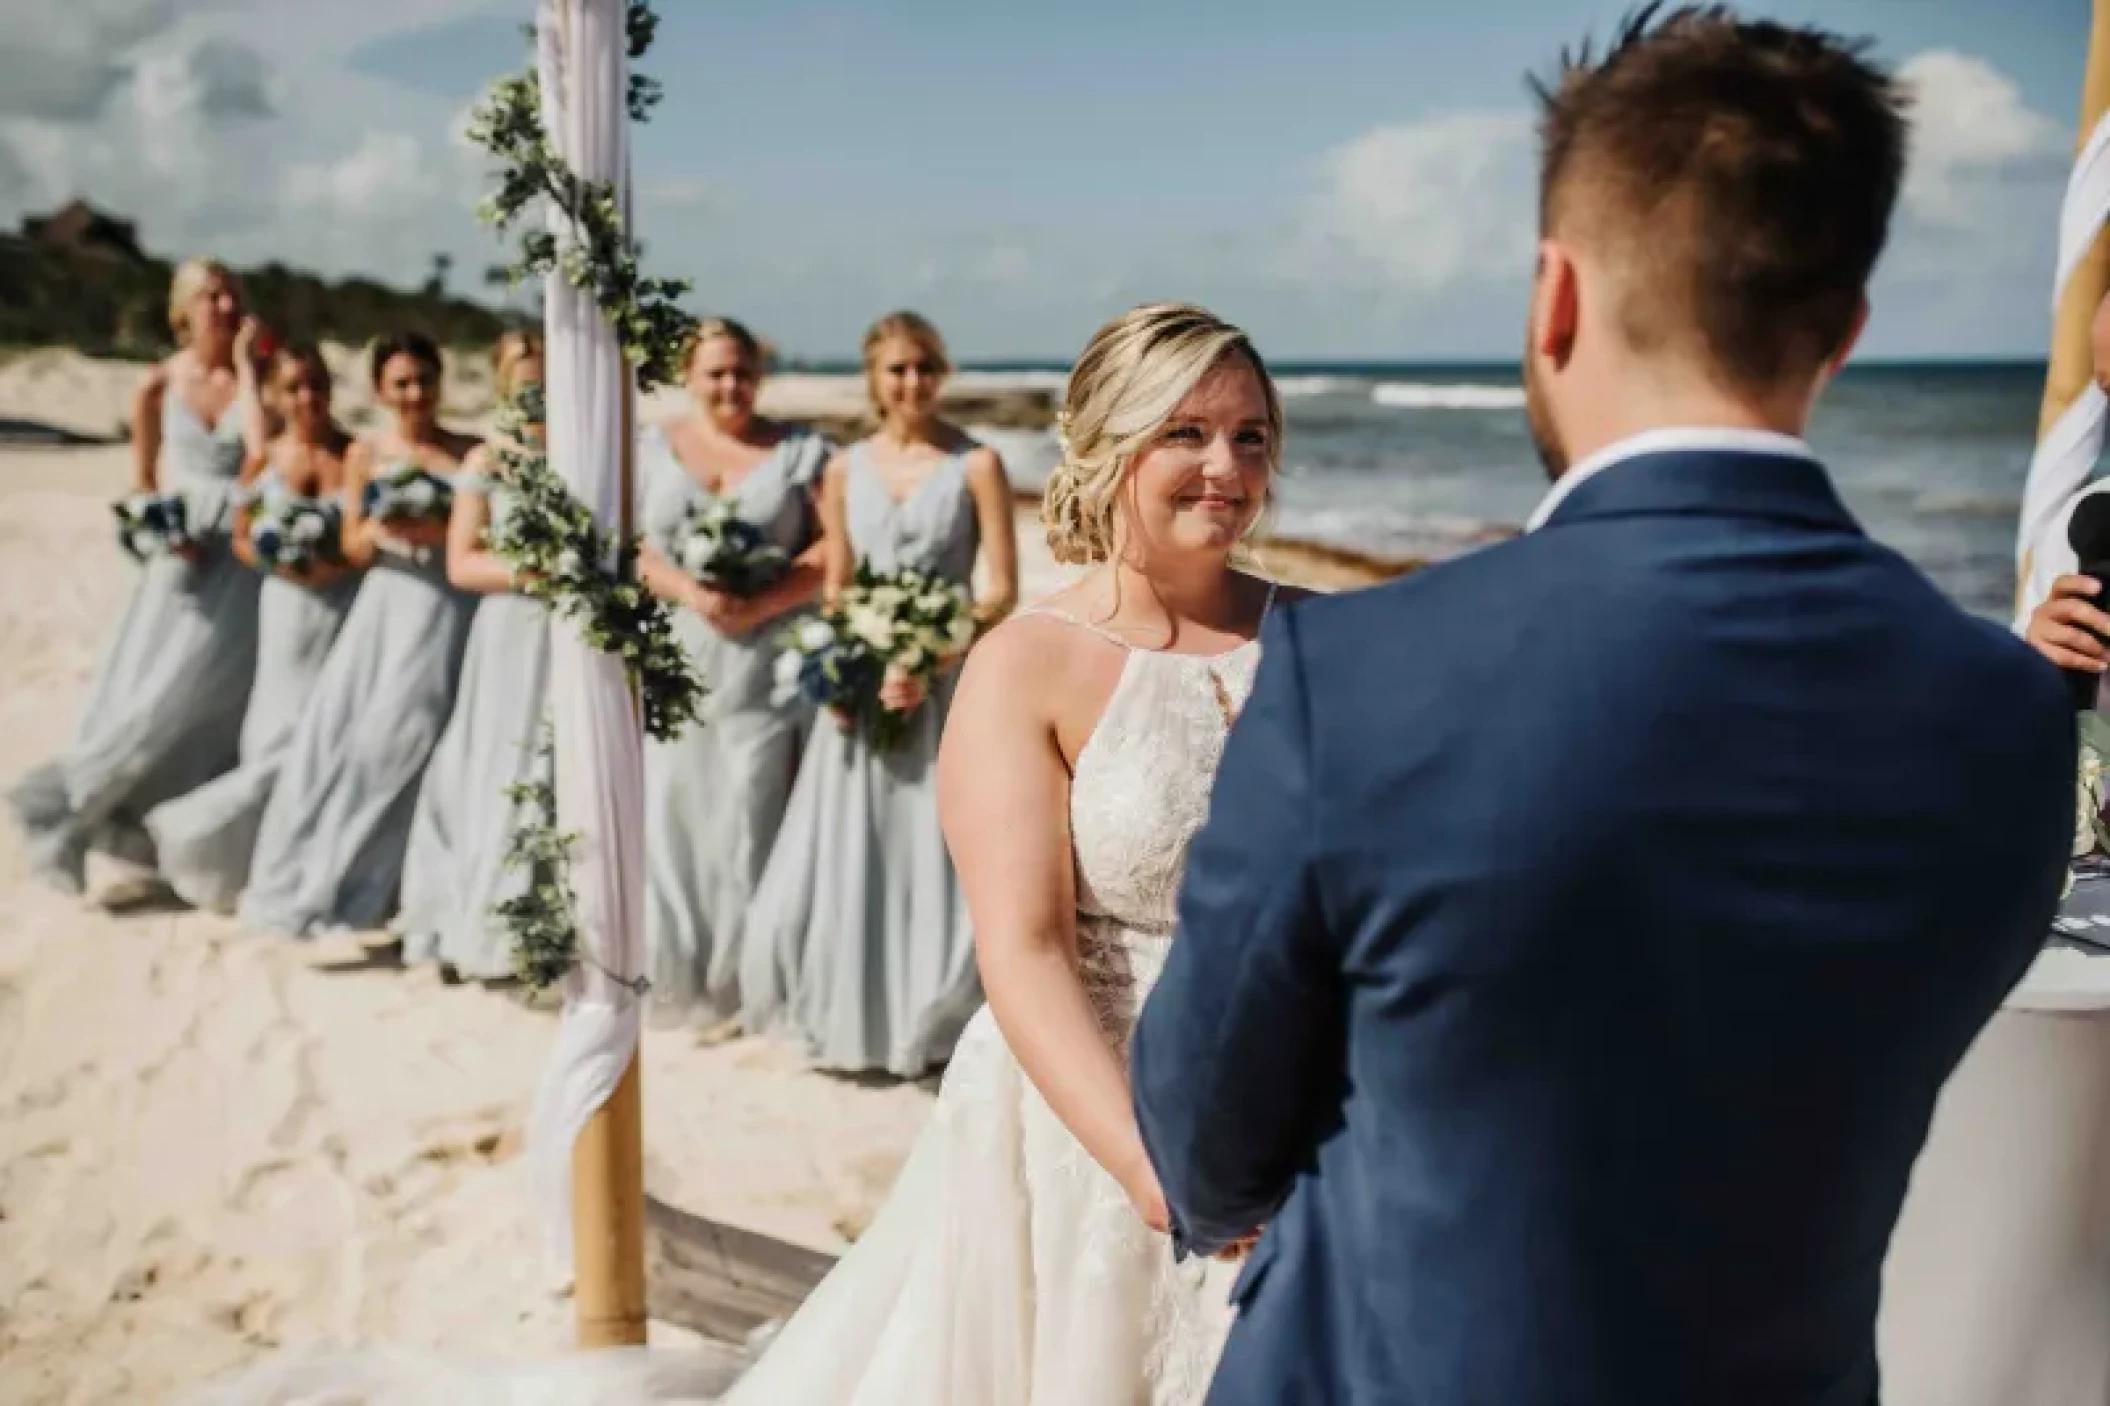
[953,602,1126,732]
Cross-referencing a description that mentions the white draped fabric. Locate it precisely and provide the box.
[525,0,650,1273]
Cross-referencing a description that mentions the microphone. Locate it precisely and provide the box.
[2065,493,2110,710]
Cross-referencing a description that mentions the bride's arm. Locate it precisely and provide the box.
[937,626,1168,1231]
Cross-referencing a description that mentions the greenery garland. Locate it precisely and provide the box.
[496,731,651,996]
[469,1,698,994]
[496,734,581,993]
[486,384,704,742]
[468,0,691,390]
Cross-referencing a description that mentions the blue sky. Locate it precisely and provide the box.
[0,0,2088,360]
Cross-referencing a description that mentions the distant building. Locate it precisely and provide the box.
[21,201,146,263]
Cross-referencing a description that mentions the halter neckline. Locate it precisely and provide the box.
[1016,581,1278,659]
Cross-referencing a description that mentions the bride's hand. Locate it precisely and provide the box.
[1117,1150,1171,1235]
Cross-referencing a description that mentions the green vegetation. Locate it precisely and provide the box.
[0,204,518,359]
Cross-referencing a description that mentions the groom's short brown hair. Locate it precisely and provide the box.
[1531,4,1908,392]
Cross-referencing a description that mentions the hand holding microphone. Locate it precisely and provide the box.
[2028,492,2110,706]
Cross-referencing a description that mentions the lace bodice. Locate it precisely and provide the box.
[1072,643,1261,937]
[1024,599,1271,1056]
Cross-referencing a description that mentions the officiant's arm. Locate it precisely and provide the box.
[1132,607,1341,1257]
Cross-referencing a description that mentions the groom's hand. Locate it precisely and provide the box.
[2027,574,2110,673]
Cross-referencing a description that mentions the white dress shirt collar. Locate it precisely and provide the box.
[1525,425,1817,533]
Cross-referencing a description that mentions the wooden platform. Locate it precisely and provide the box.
[644,1195,837,1343]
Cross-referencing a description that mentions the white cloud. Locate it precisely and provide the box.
[1296,112,1535,293]
[0,0,183,120]
[134,37,275,124]
[287,131,440,214]
[1276,51,2067,356]
[1898,50,2067,233]
[0,5,492,288]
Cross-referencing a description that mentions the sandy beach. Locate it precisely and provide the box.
[0,348,1390,1405]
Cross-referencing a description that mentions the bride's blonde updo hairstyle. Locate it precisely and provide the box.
[861,310,951,414]
[1043,302,1282,566]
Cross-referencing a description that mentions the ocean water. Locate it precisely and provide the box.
[965,361,2045,621]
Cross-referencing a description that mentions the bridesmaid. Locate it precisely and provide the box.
[237,333,481,936]
[396,331,552,982]
[635,318,833,1021]
[9,259,266,894]
[741,310,1019,1076]
[144,344,363,910]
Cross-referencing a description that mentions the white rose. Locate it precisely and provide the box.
[774,649,804,690]
[292,513,326,542]
[554,549,584,577]
[795,618,834,652]
[847,603,895,651]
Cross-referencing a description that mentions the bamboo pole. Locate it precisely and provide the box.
[573,366,648,1350]
[573,1055,647,1346]
[2038,0,2110,441]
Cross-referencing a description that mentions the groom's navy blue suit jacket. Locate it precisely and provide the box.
[1132,448,2076,1406]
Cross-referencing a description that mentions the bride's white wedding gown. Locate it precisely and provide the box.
[187,622,1255,1406]
[723,621,1252,1405]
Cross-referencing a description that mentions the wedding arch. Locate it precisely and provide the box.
[470,0,674,1348]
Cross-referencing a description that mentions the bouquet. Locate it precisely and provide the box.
[670,497,789,597]
[773,563,977,751]
[247,494,342,575]
[361,465,453,525]
[112,492,192,562]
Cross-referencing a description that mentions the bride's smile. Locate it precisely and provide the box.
[1123,361,1273,561]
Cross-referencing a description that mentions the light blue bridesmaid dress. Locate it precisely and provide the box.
[236,470,478,936]
[142,469,360,910]
[395,471,550,980]
[640,424,830,1020]
[739,441,983,1076]
[9,389,260,892]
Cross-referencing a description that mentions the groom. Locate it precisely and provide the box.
[1133,8,2075,1405]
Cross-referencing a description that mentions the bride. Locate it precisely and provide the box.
[186,301,1300,1405]
[725,301,1298,1404]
